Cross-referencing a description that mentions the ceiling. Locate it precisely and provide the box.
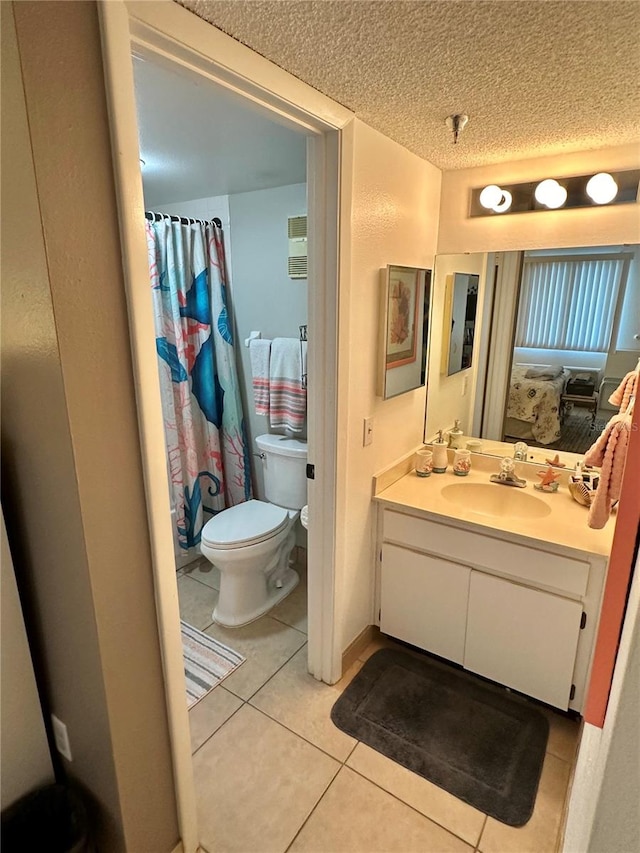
[176,0,640,171]
[134,55,307,205]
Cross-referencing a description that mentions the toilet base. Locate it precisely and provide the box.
[212,566,299,628]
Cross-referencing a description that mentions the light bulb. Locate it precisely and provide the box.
[586,172,618,205]
[534,179,567,209]
[479,185,503,209]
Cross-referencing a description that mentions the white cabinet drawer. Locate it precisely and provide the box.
[383,509,589,597]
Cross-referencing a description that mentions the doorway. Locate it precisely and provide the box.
[99,3,347,848]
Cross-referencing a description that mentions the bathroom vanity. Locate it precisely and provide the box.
[373,455,613,712]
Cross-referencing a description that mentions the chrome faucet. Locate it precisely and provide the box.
[490,457,527,488]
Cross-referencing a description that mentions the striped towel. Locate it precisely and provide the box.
[269,337,307,432]
[249,338,271,415]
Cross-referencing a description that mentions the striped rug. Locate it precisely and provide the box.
[181,620,245,708]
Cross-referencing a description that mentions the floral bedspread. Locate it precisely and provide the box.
[506,366,569,444]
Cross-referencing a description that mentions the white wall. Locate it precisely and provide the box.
[614,244,640,353]
[336,119,441,650]
[1,511,54,810]
[228,183,308,498]
[425,253,487,440]
[438,144,640,255]
[563,553,640,853]
[151,193,231,232]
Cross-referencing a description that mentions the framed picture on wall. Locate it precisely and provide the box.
[385,265,420,368]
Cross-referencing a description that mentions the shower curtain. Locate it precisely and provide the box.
[146,216,252,550]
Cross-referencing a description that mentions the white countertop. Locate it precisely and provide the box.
[374,455,615,559]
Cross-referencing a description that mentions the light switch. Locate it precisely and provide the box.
[363,417,374,446]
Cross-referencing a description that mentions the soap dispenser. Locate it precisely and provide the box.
[432,430,449,473]
[448,419,465,449]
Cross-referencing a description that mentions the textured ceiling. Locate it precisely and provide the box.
[177,0,640,170]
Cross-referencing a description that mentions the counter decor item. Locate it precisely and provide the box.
[534,466,560,493]
[415,449,434,478]
[466,439,483,452]
[568,464,599,507]
[453,449,471,476]
[568,479,594,507]
[545,453,566,468]
[431,430,449,473]
[447,419,465,449]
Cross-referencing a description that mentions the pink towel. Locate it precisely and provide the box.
[608,371,637,414]
[249,339,271,416]
[269,338,307,433]
[584,413,631,529]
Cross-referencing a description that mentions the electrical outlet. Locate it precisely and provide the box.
[462,375,469,396]
[363,416,374,446]
[51,714,73,761]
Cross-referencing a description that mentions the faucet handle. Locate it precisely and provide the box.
[500,457,516,475]
[513,441,528,461]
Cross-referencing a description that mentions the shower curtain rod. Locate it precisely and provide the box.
[145,211,223,228]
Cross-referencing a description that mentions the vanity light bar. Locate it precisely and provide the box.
[470,169,640,217]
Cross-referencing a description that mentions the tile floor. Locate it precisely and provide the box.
[178,559,580,853]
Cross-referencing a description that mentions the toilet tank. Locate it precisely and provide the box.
[255,434,308,509]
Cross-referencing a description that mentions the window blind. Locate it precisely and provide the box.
[515,255,627,352]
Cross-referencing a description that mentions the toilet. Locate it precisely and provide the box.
[200,434,307,627]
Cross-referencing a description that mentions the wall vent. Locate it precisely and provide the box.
[288,215,307,279]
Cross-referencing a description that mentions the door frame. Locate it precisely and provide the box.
[99,2,351,849]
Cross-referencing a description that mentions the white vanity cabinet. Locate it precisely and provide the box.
[464,573,583,709]
[380,544,470,664]
[377,507,607,712]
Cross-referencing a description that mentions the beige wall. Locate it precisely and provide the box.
[1,2,178,849]
[337,120,441,649]
[438,144,640,255]
[1,512,54,810]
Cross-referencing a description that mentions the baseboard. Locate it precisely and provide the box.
[341,625,379,674]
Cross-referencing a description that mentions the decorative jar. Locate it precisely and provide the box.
[415,450,433,477]
[453,449,471,476]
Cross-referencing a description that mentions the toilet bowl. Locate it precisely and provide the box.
[199,434,307,627]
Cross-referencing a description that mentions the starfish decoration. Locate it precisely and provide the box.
[537,466,561,487]
[545,454,566,468]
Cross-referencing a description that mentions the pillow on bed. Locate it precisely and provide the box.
[524,365,563,380]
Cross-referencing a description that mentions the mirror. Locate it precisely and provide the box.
[425,245,639,462]
[443,272,479,375]
[378,265,432,399]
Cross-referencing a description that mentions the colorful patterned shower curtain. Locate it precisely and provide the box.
[146,215,251,550]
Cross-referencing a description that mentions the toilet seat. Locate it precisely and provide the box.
[201,499,289,550]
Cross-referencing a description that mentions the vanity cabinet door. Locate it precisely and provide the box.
[464,572,583,710]
[380,544,470,664]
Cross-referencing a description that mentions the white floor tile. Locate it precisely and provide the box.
[251,646,361,761]
[205,616,306,700]
[193,704,339,853]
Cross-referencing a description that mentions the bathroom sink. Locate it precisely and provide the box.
[440,483,551,520]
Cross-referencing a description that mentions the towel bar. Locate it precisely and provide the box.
[244,330,262,347]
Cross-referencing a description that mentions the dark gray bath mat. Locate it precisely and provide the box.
[331,648,548,826]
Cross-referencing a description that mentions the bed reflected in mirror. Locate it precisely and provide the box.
[425,245,640,459]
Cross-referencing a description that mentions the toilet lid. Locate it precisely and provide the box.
[201,500,289,548]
